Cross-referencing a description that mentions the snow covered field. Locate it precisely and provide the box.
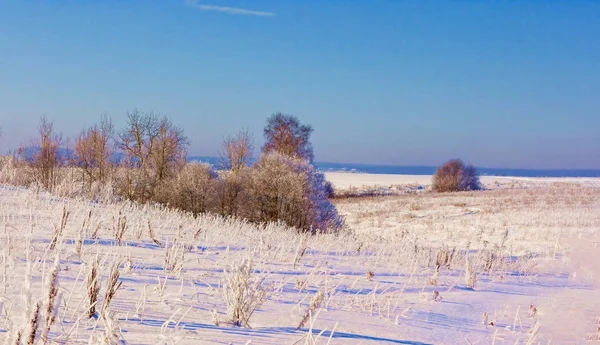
[0,176,599,344]
[325,172,600,190]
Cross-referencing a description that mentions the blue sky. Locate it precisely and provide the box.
[0,0,599,169]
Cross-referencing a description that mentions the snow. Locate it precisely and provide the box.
[325,172,600,190]
[0,179,598,344]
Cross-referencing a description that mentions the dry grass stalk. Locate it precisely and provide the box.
[147,220,162,247]
[75,211,92,256]
[101,261,123,318]
[90,223,102,240]
[436,247,455,270]
[297,290,324,330]
[50,207,70,250]
[211,309,219,326]
[465,254,476,289]
[114,212,127,245]
[41,257,60,344]
[87,258,100,318]
[294,279,308,292]
[429,270,439,286]
[13,328,23,345]
[25,301,41,345]
[525,320,540,345]
[293,236,309,269]
[163,239,185,275]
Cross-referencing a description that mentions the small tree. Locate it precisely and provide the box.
[150,117,188,181]
[117,109,188,201]
[220,129,254,173]
[25,117,62,190]
[74,115,114,189]
[432,159,481,192]
[216,129,254,217]
[262,113,314,163]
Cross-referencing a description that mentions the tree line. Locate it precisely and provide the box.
[0,110,481,231]
[3,111,342,233]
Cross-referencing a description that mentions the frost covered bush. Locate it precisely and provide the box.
[222,259,267,328]
[432,159,481,192]
[244,152,343,233]
[215,169,248,218]
[154,162,218,216]
[0,155,32,186]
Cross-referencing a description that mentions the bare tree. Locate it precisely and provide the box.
[26,117,62,190]
[214,129,254,217]
[117,109,188,201]
[74,115,114,189]
[150,116,188,181]
[220,129,254,173]
[262,113,314,163]
[118,109,158,169]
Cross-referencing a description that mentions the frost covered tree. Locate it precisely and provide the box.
[117,109,188,201]
[245,152,343,233]
[154,162,218,217]
[262,113,314,163]
[23,117,62,191]
[220,129,254,173]
[74,114,114,188]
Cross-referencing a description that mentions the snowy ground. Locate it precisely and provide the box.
[325,172,600,191]
[0,177,598,344]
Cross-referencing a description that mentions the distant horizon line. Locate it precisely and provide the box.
[188,156,600,174]
[4,147,598,174]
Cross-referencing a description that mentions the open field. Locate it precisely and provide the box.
[325,172,600,195]
[0,178,599,344]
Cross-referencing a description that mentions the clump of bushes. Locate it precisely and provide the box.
[1,111,343,234]
[154,162,218,217]
[432,159,481,192]
[244,152,343,233]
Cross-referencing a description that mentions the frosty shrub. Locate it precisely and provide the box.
[215,169,248,217]
[0,155,33,186]
[432,159,481,192]
[222,259,267,328]
[245,152,343,233]
[154,162,218,216]
[113,164,156,203]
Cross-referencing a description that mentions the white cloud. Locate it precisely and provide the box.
[185,0,275,17]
